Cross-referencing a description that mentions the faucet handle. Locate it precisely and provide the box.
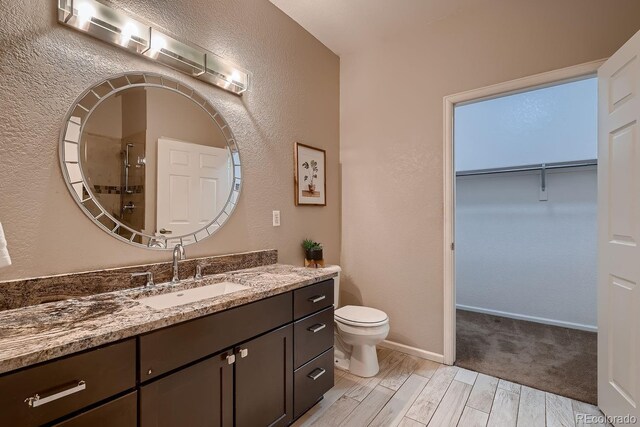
[132,271,154,287]
[195,265,204,280]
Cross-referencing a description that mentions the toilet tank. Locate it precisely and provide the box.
[323,265,341,308]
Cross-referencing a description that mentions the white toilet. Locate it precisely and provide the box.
[324,265,390,378]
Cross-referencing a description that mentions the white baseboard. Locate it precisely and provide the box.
[456,304,598,333]
[379,340,444,364]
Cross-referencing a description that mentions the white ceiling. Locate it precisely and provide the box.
[270,0,467,55]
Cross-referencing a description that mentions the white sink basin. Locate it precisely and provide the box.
[138,282,249,310]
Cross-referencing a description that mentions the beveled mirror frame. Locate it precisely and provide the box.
[59,72,242,250]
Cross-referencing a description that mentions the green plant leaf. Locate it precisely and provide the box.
[302,238,322,251]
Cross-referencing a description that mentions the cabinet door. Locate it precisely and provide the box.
[140,351,234,427]
[235,325,293,427]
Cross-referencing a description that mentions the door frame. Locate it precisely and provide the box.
[442,59,606,365]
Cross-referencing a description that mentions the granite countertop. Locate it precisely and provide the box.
[0,264,337,375]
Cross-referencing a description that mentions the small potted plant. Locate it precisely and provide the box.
[302,239,323,267]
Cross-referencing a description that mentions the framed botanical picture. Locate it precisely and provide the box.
[294,142,326,206]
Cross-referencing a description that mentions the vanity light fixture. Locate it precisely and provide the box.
[57,0,251,95]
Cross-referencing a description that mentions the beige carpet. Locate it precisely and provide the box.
[456,309,597,404]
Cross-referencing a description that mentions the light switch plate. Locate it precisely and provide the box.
[272,210,281,226]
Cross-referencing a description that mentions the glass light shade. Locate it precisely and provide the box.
[58,0,150,54]
[57,0,251,95]
[144,29,206,76]
[199,53,251,95]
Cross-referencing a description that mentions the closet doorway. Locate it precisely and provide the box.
[444,64,600,404]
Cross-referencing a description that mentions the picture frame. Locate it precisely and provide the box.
[294,142,326,206]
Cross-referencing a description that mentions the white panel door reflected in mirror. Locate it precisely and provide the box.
[156,138,232,245]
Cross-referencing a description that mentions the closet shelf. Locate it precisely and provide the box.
[456,159,597,177]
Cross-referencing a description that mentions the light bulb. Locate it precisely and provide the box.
[229,70,240,84]
[120,22,138,46]
[148,34,166,57]
[152,36,166,50]
[76,2,95,25]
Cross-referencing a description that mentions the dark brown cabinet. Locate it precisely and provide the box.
[291,282,335,422]
[140,325,293,427]
[235,325,293,427]
[139,293,292,381]
[140,351,234,427]
[0,278,335,427]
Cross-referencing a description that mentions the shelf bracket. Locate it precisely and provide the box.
[539,163,548,201]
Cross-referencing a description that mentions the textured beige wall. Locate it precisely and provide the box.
[340,0,640,355]
[146,88,227,148]
[0,0,340,280]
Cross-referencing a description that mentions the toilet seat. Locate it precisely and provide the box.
[335,305,389,327]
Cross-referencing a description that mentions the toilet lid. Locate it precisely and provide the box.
[335,305,389,326]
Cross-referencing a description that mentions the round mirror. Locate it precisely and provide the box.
[59,72,241,249]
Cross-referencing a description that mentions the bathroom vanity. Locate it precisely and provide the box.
[0,263,336,427]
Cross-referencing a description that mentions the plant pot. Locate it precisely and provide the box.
[308,184,316,193]
[305,248,323,261]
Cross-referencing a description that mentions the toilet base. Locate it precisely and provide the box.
[334,342,380,378]
[334,323,387,378]
[348,344,379,377]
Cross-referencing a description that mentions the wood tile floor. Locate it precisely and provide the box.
[293,348,609,427]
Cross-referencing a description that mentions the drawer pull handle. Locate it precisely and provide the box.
[308,323,326,333]
[308,295,326,303]
[24,380,86,408]
[307,368,326,381]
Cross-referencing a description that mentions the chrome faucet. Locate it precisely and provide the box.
[172,244,186,284]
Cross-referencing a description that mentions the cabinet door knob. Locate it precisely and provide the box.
[239,348,249,358]
[308,295,326,303]
[307,368,326,381]
[226,354,236,365]
[308,323,326,333]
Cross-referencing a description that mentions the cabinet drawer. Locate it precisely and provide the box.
[293,279,334,320]
[52,391,137,427]
[0,339,135,427]
[139,292,292,381]
[294,348,334,419]
[294,306,334,368]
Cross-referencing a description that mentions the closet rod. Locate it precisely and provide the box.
[456,159,597,177]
